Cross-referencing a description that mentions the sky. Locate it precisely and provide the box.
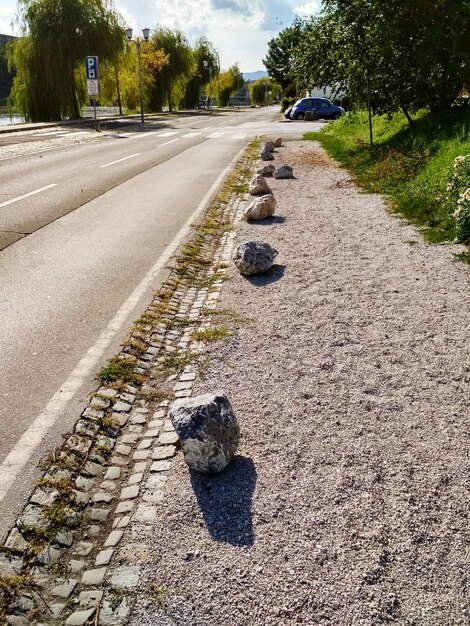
[0,0,322,73]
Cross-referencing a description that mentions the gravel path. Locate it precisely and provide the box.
[132,140,469,626]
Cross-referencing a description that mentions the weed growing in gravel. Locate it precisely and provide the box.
[150,583,169,607]
[191,326,233,341]
[0,575,33,621]
[97,356,140,384]
[160,351,200,375]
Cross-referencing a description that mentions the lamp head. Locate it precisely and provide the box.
[142,27,150,40]
[125,27,132,40]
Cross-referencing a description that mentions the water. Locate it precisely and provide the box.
[0,114,25,127]
[0,106,120,127]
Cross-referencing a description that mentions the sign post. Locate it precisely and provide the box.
[85,56,99,130]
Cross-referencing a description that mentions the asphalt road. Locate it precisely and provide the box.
[0,107,318,540]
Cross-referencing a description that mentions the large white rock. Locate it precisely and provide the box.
[233,240,278,275]
[274,137,283,147]
[243,193,277,220]
[170,393,239,474]
[249,174,271,196]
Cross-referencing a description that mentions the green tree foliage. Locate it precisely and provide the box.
[218,64,243,107]
[148,27,195,112]
[263,19,302,91]
[248,77,280,106]
[9,0,125,121]
[293,0,470,119]
[182,38,219,109]
[98,44,168,112]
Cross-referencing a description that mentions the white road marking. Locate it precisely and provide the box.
[182,132,201,138]
[160,138,180,146]
[131,131,159,140]
[100,153,141,168]
[208,132,224,138]
[0,144,246,503]
[157,131,179,137]
[232,133,247,139]
[35,130,65,136]
[66,131,89,137]
[0,184,57,209]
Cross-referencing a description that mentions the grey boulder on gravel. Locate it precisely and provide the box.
[243,193,277,220]
[263,141,275,153]
[256,163,275,177]
[273,164,294,179]
[260,150,274,161]
[170,392,239,474]
[249,174,271,196]
[233,240,278,275]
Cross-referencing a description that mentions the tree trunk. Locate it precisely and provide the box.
[115,64,122,115]
[402,107,414,126]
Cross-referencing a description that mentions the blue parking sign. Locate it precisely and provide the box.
[85,56,99,80]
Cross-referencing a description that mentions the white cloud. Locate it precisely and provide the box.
[0,1,21,36]
[292,0,321,17]
[0,0,302,73]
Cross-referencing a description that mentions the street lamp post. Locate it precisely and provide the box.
[203,60,212,113]
[214,50,220,107]
[125,27,150,123]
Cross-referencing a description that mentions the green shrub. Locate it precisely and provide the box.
[446,155,470,241]
[281,96,297,112]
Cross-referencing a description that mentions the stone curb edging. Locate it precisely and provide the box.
[0,144,259,625]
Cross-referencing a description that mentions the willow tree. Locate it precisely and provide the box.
[218,64,243,107]
[9,0,125,121]
[182,38,219,109]
[248,77,279,106]
[148,27,195,112]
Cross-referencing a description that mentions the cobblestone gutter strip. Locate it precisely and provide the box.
[0,140,260,626]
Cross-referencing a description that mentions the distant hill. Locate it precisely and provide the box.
[243,71,268,82]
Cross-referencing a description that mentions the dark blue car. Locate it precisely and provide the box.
[288,97,345,120]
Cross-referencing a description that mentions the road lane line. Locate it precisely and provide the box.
[208,132,224,138]
[0,144,246,503]
[35,130,65,136]
[131,131,159,140]
[160,138,180,146]
[158,131,179,137]
[182,132,201,138]
[0,184,57,209]
[232,133,247,139]
[100,153,141,168]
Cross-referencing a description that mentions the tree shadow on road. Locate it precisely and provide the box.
[190,456,257,547]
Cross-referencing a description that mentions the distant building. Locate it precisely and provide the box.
[0,34,17,104]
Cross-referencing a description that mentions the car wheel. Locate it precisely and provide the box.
[332,112,341,120]
[294,112,305,120]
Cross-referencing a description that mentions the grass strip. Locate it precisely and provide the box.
[306,109,470,244]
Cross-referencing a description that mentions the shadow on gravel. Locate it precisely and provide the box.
[245,264,285,287]
[248,215,286,226]
[190,456,256,547]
